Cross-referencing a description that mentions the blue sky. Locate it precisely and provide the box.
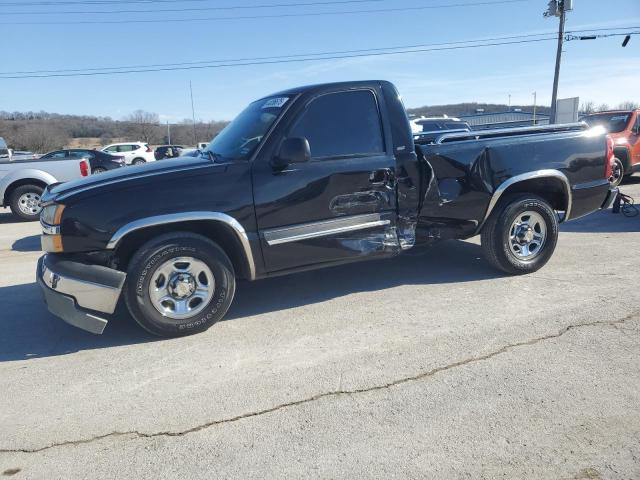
[1,0,638,121]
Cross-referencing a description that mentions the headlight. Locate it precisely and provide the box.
[40,204,65,226]
[40,204,65,253]
[615,137,629,145]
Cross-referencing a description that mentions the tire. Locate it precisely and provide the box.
[609,158,624,187]
[9,184,44,221]
[93,167,107,174]
[124,232,236,337]
[132,158,146,165]
[481,194,559,275]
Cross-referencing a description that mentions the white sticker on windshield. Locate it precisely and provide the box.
[262,97,289,109]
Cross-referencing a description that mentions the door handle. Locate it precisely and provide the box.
[369,168,394,187]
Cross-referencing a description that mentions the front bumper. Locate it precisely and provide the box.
[37,255,126,334]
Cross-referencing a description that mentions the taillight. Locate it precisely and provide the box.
[146,146,152,153]
[604,135,615,180]
[80,160,89,177]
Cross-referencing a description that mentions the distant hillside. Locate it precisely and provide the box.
[407,103,552,118]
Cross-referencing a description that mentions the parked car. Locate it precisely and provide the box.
[179,148,201,158]
[197,142,209,151]
[1,148,90,220]
[39,149,125,174]
[0,137,9,159]
[101,142,155,165]
[410,116,470,133]
[581,109,640,186]
[154,145,184,160]
[37,80,616,337]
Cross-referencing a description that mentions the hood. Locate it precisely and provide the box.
[45,156,211,201]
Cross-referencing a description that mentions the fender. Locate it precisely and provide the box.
[0,168,57,204]
[476,169,572,234]
[106,212,256,280]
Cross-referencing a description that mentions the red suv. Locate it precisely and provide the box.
[582,109,640,186]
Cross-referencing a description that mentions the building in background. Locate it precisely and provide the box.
[459,111,550,130]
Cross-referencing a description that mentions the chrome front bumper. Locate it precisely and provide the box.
[37,255,126,334]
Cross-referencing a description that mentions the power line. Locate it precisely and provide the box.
[4,0,529,24]
[0,0,388,13]
[2,27,630,76]
[0,37,560,79]
[0,32,557,75]
[0,0,293,4]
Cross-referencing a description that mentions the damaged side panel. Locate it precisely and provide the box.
[414,142,510,242]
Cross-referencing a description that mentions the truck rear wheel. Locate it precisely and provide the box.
[481,194,559,275]
[124,232,236,337]
[9,184,44,221]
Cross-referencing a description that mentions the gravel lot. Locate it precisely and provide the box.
[1,180,639,479]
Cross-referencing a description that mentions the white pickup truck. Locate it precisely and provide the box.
[0,137,91,221]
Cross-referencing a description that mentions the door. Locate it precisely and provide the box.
[252,88,398,273]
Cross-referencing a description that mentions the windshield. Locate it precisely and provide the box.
[203,95,290,161]
[581,113,631,133]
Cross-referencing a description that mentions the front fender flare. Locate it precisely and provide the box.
[106,212,256,280]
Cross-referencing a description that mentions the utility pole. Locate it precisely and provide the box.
[545,0,572,124]
[532,91,537,125]
[167,121,171,145]
[189,80,197,145]
[508,94,511,111]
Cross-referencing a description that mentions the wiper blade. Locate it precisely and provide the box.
[204,151,224,163]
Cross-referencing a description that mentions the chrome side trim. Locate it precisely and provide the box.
[39,256,124,314]
[55,163,212,201]
[106,212,256,280]
[263,213,390,246]
[476,169,572,234]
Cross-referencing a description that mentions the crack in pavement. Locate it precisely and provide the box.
[2,312,638,455]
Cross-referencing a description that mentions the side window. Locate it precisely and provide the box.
[49,151,67,159]
[118,145,134,152]
[289,90,384,159]
[635,114,640,133]
[105,146,117,153]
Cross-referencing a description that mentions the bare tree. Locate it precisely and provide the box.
[125,110,160,143]
[580,101,595,114]
[12,123,69,153]
[617,101,640,110]
[596,103,610,112]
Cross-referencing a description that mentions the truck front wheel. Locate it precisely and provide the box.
[481,194,559,275]
[9,184,44,221]
[124,232,236,337]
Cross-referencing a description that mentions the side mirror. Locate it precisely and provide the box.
[271,137,310,170]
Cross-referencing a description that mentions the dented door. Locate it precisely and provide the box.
[252,87,399,273]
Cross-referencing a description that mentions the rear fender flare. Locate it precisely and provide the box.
[476,169,572,234]
[0,169,56,205]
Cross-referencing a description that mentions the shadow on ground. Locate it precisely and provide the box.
[0,212,21,225]
[11,235,41,252]
[0,240,499,363]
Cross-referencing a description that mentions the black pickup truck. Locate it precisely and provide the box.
[37,80,617,337]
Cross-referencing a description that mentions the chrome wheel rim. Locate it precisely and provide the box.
[509,211,547,260]
[148,257,215,319]
[17,192,42,216]
[609,160,623,186]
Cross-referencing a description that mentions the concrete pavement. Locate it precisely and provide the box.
[1,180,639,479]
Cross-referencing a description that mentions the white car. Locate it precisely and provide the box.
[101,142,155,165]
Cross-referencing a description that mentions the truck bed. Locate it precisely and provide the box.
[414,124,611,241]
